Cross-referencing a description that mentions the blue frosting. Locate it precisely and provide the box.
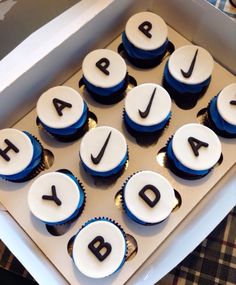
[164,62,211,94]
[124,111,171,133]
[209,96,236,135]
[83,76,127,97]
[80,151,128,177]
[45,173,85,225]
[123,194,147,225]
[0,132,43,181]
[40,104,88,136]
[72,218,127,274]
[167,139,209,176]
[122,32,169,60]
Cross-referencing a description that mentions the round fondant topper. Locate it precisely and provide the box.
[124,171,176,224]
[125,83,171,126]
[28,172,80,224]
[80,126,127,173]
[172,123,221,171]
[36,86,85,129]
[168,45,214,84]
[0,129,33,176]
[125,12,168,50]
[82,49,127,88]
[73,219,126,278]
[217,83,236,126]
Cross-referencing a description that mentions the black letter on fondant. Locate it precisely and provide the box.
[139,87,157,118]
[91,131,112,165]
[230,100,236,105]
[52,98,72,117]
[188,137,209,157]
[42,185,62,206]
[88,236,112,261]
[96,58,110,76]
[0,139,19,161]
[139,185,161,208]
[181,49,198,78]
[138,21,152,38]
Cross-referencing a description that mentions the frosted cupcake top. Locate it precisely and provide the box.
[168,45,214,85]
[0,129,34,176]
[125,11,168,50]
[82,49,127,88]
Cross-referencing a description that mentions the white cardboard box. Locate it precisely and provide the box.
[0,1,235,284]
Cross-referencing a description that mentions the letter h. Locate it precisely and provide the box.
[0,139,19,161]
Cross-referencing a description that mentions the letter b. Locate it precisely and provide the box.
[88,235,112,261]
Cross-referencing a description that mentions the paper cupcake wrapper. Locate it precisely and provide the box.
[162,75,209,110]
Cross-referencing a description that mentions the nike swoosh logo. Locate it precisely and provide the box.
[138,87,157,118]
[181,49,198,78]
[91,131,112,165]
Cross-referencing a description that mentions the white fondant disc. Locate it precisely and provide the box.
[168,45,214,84]
[217,83,236,126]
[124,171,176,224]
[0,129,33,176]
[82,49,127,88]
[125,12,168,51]
[36,86,85,129]
[80,126,127,173]
[172,123,221,171]
[73,220,126,278]
[28,172,80,224]
[125,83,171,126]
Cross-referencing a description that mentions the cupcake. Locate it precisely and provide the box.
[80,126,128,177]
[36,86,89,142]
[0,129,44,182]
[163,45,214,109]
[28,171,85,225]
[72,217,127,278]
[122,171,176,225]
[121,11,174,68]
[81,49,129,104]
[207,83,236,138]
[124,83,171,139]
[166,123,222,179]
